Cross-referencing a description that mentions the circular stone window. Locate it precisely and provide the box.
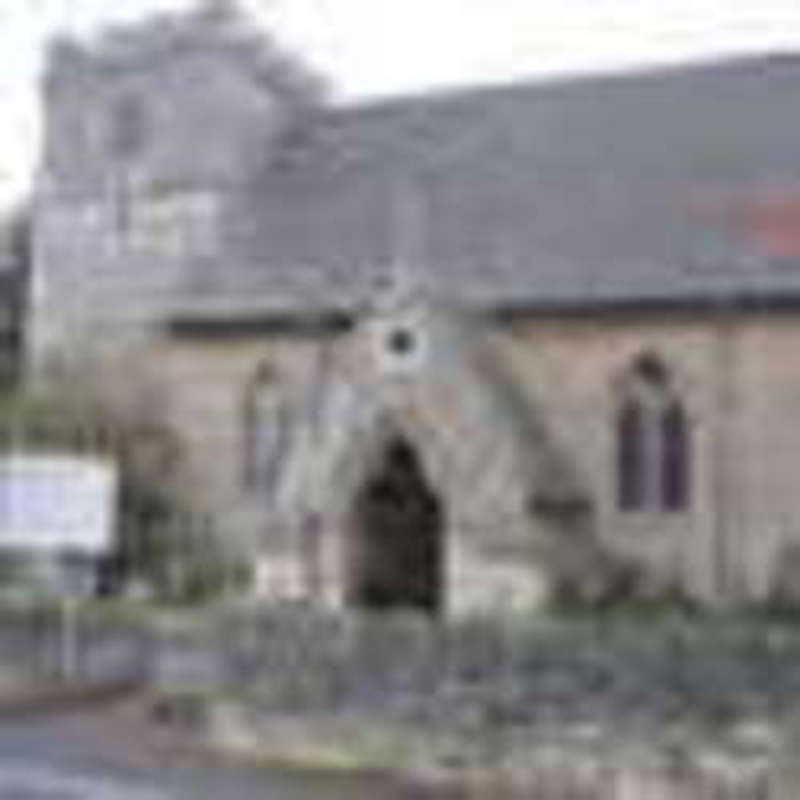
[387,327,415,356]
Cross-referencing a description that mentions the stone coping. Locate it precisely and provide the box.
[0,677,143,717]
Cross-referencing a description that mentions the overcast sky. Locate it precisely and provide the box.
[2,0,800,209]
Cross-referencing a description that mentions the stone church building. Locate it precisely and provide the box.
[27,3,800,614]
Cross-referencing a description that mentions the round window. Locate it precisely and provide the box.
[387,328,415,356]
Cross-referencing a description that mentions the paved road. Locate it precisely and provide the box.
[0,714,436,800]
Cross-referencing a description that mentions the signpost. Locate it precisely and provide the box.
[0,454,118,680]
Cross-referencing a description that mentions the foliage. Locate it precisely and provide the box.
[0,372,245,605]
[762,542,800,618]
[0,551,36,591]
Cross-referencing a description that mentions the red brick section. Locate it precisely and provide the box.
[741,191,800,259]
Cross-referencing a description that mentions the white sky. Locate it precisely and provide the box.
[2,0,800,209]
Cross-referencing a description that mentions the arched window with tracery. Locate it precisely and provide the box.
[617,398,646,510]
[243,364,289,494]
[661,399,690,511]
[616,353,691,512]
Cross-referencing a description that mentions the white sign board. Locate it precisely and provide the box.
[0,455,118,553]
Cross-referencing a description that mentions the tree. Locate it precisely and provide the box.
[0,342,249,603]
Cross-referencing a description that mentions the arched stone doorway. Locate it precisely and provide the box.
[347,436,444,614]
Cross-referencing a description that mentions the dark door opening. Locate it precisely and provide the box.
[349,436,443,614]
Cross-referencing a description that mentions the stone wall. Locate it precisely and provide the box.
[120,304,800,614]
[0,605,150,685]
[141,606,800,787]
[4,603,800,794]
[506,309,800,607]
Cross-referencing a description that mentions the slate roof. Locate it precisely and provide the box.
[167,50,800,317]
